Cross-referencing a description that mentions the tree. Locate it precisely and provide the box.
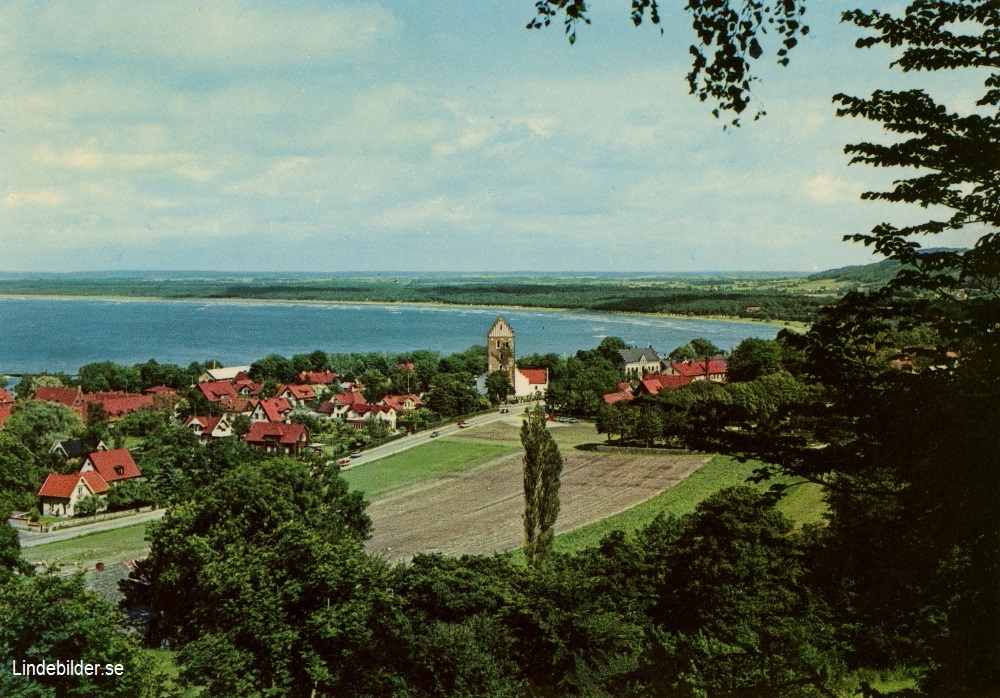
[0,433,39,512]
[692,3,1000,691]
[727,336,782,381]
[484,370,513,406]
[249,353,295,383]
[690,337,721,357]
[651,487,840,696]
[425,372,488,417]
[521,405,563,570]
[528,0,809,125]
[74,494,101,518]
[3,400,83,455]
[78,361,142,393]
[0,574,173,697]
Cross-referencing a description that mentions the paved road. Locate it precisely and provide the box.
[17,509,166,548]
[13,407,533,548]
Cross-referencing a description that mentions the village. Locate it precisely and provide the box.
[1,316,740,526]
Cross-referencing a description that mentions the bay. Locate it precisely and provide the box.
[0,296,780,375]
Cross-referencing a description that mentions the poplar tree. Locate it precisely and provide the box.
[521,405,563,570]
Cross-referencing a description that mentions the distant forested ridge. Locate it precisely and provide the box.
[0,263,902,323]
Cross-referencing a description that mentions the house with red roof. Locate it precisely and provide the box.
[635,373,694,396]
[317,392,368,420]
[80,448,142,484]
[345,404,397,430]
[602,391,635,405]
[38,471,110,517]
[232,378,263,397]
[220,396,258,416]
[513,367,548,399]
[0,403,13,429]
[275,384,317,407]
[250,397,293,423]
[82,393,155,422]
[197,380,239,402]
[244,421,308,455]
[379,393,424,412]
[183,415,234,443]
[665,358,728,382]
[33,386,84,409]
[0,387,13,405]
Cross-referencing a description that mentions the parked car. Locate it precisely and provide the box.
[430,431,440,438]
[459,423,470,429]
[350,451,362,458]
[337,458,351,466]
[499,407,510,413]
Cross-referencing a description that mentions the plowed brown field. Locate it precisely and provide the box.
[365,447,710,562]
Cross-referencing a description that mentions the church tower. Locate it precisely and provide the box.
[486,316,515,384]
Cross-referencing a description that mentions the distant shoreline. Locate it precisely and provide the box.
[0,293,807,331]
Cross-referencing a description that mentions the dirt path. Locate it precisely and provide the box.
[365,450,710,562]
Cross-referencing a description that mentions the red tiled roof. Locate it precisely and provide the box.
[0,387,13,404]
[296,371,339,385]
[245,421,307,446]
[396,362,415,371]
[38,471,109,498]
[0,403,13,427]
[277,384,317,401]
[142,385,176,394]
[380,393,423,411]
[257,397,292,422]
[183,415,223,433]
[221,397,257,414]
[602,392,635,405]
[352,404,394,416]
[518,368,548,385]
[38,473,79,499]
[84,394,155,420]
[670,359,728,378]
[34,386,82,407]
[615,382,632,394]
[198,381,238,402]
[80,470,110,494]
[639,374,693,395]
[333,392,367,406]
[85,448,141,482]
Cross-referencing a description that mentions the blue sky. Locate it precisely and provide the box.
[0,1,982,272]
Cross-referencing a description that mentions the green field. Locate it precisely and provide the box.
[24,522,152,569]
[552,456,828,554]
[341,438,520,499]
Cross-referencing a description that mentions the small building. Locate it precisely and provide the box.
[198,366,252,383]
[635,373,694,396]
[345,404,397,430]
[183,415,234,443]
[665,358,728,383]
[513,367,548,399]
[244,421,308,456]
[38,471,109,518]
[197,381,239,403]
[49,437,108,460]
[379,393,424,412]
[250,398,293,423]
[80,448,142,485]
[616,347,663,377]
[33,386,84,409]
[275,384,317,408]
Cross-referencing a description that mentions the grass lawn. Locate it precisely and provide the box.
[552,456,828,554]
[24,523,151,570]
[342,438,520,499]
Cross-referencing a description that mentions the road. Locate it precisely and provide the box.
[17,508,166,548]
[14,406,531,548]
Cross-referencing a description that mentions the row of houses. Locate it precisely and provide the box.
[603,355,729,405]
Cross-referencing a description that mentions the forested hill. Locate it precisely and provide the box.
[0,263,911,324]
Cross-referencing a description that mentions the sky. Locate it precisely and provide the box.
[0,1,985,273]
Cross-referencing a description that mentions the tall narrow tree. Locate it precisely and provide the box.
[521,405,563,570]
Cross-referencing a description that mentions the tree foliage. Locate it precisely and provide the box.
[528,0,809,124]
[521,406,563,570]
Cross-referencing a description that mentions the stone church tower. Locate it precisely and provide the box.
[486,316,516,384]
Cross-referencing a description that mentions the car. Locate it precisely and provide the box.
[456,419,466,425]
[337,458,351,466]
[458,423,469,429]
[430,431,440,438]
[350,451,362,458]
[499,408,510,413]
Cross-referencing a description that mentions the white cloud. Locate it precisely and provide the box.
[805,174,863,204]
